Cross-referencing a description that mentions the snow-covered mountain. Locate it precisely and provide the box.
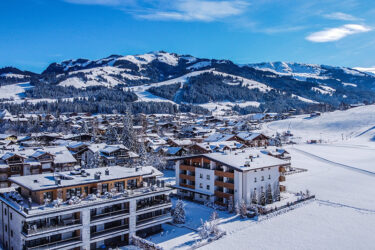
[2,51,375,114]
[0,67,36,85]
[354,67,375,77]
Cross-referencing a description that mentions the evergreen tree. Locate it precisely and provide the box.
[239,199,247,218]
[274,185,280,201]
[121,106,137,151]
[105,124,118,145]
[210,210,219,221]
[266,184,273,204]
[137,139,147,165]
[173,199,186,224]
[260,187,266,206]
[80,121,89,134]
[91,151,101,168]
[228,196,234,213]
[251,189,258,204]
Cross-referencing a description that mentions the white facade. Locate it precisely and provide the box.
[0,188,172,250]
[175,149,287,207]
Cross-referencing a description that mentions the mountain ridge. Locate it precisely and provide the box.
[1,51,375,114]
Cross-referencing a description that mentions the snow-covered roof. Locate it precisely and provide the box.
[100,144,128,154]
[165,147,183,155]
[9,165,161,191]
[178,148,288,171]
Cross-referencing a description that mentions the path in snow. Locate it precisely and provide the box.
[291,148,375,176]
[316,199,375,213]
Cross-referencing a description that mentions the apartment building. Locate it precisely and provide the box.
[0,165,172,250]
[174,149,288,206]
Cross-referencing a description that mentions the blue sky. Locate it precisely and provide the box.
[1,0,374,72]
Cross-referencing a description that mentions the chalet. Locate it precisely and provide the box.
[67,142,90,164]
[174,149,288,206]
[233,132,269,147]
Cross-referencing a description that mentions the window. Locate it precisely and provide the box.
[268,175,271,179]
[261,168,264,171]
[254,177,257,183]
[102,183,108,193]
[206,185,210,190]
[199,183,203,188]
[44,191,53,200]
[10,230,13,237]
[115,181,125,192]
[199,194,203,198]
[5,224,7,232]
[4,208,6,215]
[206,175,210,180]
[10,213,12,220]
[261,176,264,181]
[200,173,203,178]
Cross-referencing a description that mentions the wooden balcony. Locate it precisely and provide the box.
[280,185,286,192]
[279,175,286,182]
[214,170,234,179]
[179,174,195,182]
[214,190,233,199]
[180,183,195,190]
[214,180,234,189]
[279,166,286,173]
[180,164,196,172]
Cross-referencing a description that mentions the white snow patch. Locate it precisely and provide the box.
[187,61,211,70]
[291,94,319,104]
[353,67,375,76]
[342,82,357,87]
[0,82,33,100]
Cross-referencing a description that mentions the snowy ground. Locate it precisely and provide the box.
[0,82,33,100]
[264,104,375,145]
[203,145,375,250]
[148,106,375,249]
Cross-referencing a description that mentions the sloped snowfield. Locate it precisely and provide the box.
[150,106,375,250]
[264,104,375,144]
[204,146,375,250]
[150,144,375,250]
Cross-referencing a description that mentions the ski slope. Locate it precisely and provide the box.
[265,105,375,144]
[0,82,33,100]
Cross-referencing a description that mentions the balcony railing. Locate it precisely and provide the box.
[180,164,196,172]
[214,190,233,199]
[23,219,81,235]
[214,170,234,178]
[91,224,129,239]
[180,183,195,189]
[136,214,171,226]
[214,180,234,189]
[137,200,171,211]
[279,176,286,182]
[26,236,81,250]
[91,208,129,221]
[7,160,23,164]
[179,173,195,182]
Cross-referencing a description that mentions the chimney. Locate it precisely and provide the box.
[105,168,109,175]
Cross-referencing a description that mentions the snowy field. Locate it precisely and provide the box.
[151,146,375,250]
[264,104,375,145]
[148,106,375,250]
[0,82,33,100]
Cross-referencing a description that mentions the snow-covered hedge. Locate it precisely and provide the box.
[132,235,163,250]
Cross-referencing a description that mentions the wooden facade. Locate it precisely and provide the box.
[20,175,143,205]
